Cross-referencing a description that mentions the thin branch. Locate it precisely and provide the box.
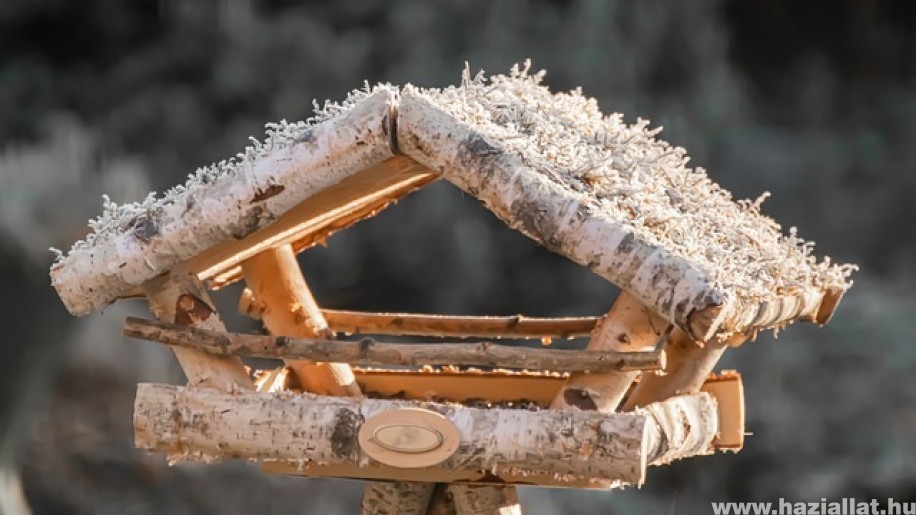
[123,317,665,373]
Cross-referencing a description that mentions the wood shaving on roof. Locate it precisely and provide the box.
[406,61,856,303]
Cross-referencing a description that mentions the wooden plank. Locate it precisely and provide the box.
[698,371,745,450]
[356,369,566,406]
[116,158,437,301]
[123,317,666,373]
[241,245,360,396]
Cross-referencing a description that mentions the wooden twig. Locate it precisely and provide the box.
[240,290,598,339]
[123,317,665,373]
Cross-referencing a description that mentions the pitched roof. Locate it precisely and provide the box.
[50,65,855,341]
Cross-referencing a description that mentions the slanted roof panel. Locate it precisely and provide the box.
[397,66,855,339]
[51,88,397,315]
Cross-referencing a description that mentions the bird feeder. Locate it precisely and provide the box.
[50,64,855,515]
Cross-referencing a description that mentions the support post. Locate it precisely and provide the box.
[621,329,744,411]
[142,266,252,392]
[551,291,668,411]
[241,245,359,396]
[240,245,430,513]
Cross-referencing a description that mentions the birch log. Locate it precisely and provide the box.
[138,384,699,484]
[241,245,360,396]
[551,292,667,411]
[395,92,730,341]
[396,87,849,341]
[123,317,665,373]
[142,267,252,392]
[52,89,396,316]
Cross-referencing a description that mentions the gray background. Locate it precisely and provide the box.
[0,1,913,513]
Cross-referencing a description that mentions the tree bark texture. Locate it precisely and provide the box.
[134,384,720,485]
[123,316,665,374]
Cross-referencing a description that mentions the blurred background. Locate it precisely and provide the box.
[1,0,914,513]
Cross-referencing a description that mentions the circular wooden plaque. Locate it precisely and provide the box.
[358,408,460,468]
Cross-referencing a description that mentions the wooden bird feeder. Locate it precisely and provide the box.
[50,64,856,514]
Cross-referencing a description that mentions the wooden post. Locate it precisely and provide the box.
[240,245,430,513]
[551,291,667,411]
[241,245,359,396]
[142,266,252,392]
[621,329,744,411]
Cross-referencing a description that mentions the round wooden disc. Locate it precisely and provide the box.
[358,408,461,469]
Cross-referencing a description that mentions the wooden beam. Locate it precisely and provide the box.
[241,245,360,396]
[241,296,598,340]
[123,317,666,374]
[550,291,667,411]
[134,383,721,486]
[142,267,252,392]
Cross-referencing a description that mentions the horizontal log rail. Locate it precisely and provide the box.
[134,383,720,486]
[123,317,665,373]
